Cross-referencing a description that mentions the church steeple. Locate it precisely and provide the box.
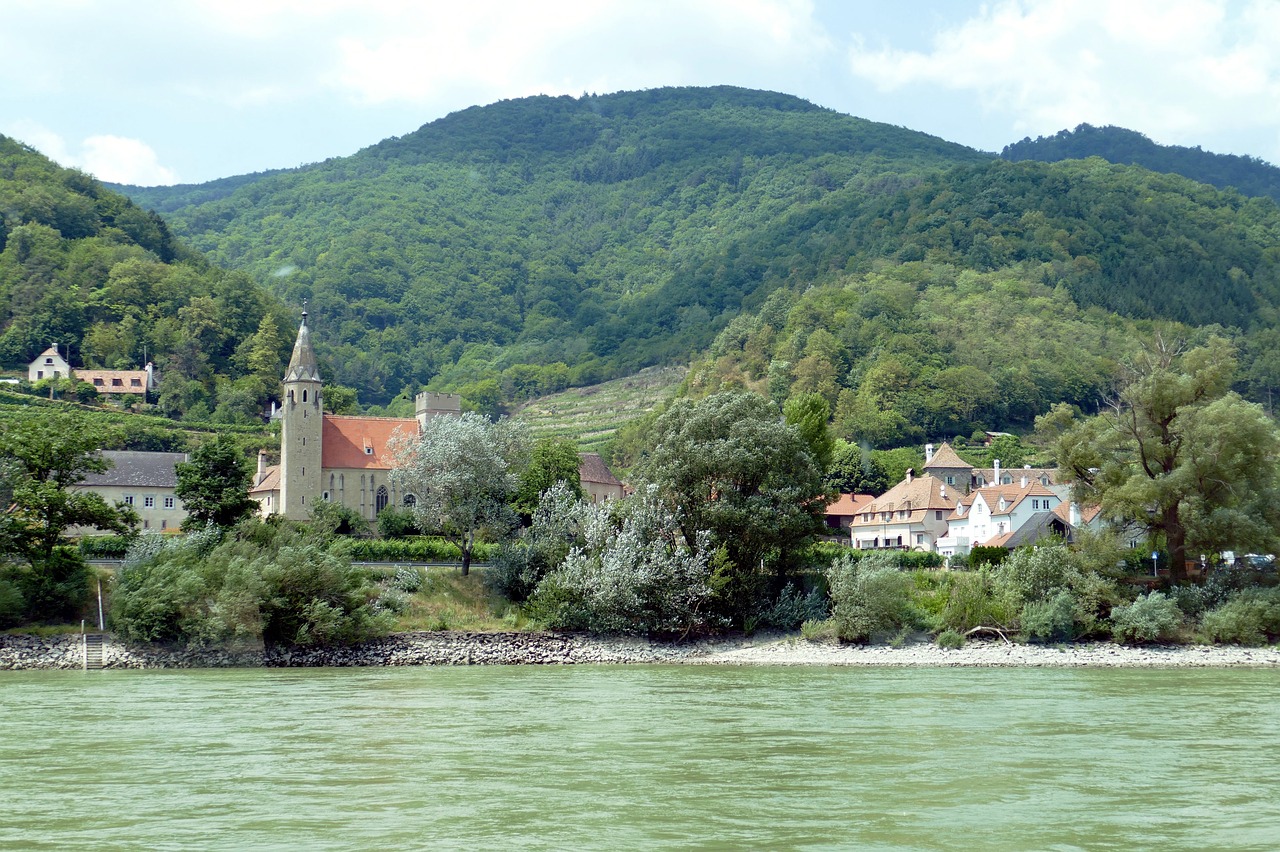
[279,311,323,520]
[284,310,321,383]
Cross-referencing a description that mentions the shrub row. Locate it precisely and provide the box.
[345,537,498,563]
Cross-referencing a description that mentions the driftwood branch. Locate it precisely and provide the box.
[964,625,1012,646]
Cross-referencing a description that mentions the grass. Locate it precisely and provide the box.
[514,365,686,455]
[387,566,536,633]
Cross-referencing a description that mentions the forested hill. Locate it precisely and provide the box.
[0,135,292,422]
[1002,124,1280,202]
[117,87,991,407]
[107,86,1280,448]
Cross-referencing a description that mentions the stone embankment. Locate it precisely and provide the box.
[4,631,1280,670]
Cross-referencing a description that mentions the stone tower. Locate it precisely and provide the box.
[279,312,323,520]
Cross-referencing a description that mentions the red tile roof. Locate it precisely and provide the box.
[826,493,874,517]
[321,415,418,470]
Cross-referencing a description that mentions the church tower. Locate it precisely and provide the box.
[279,312,323,520]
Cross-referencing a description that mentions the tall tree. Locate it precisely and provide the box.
[636,391,826,621]
[388,414,528,575]
[1041,335,1280,581]
[513,436,584,522]
[175,435,257,529]
[0,413,136,561]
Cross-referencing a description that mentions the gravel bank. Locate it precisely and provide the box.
[3,631,1279,670]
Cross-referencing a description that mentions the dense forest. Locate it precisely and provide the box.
[9,86,1280,453]
[119,87,991,411]
[1002,123,1280,203]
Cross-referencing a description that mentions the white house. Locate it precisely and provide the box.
[848,471,957,552]
[72,450,189,534]
[28,345,70,382]
[935,481,1061,557]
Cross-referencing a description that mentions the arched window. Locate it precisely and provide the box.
[404,494,417,508]
[302,389,308,402]
[376,486,389,513]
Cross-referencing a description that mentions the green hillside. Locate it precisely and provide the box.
[0,135,293,426]
[120,87,990,408]
[84,86,1280,452]
[1002,124,1280,203]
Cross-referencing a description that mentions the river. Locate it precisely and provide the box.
[3,665,1278,850]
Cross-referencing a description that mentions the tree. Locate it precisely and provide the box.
[635,391,827,622]
[783,392,835,471]
[175,435,257,529]
[529,486,716,635]
[1041,335,1280,582]
[388,413,528,575]
[0,413,136,561]
[826,439,889,495]
[513,436,584,521]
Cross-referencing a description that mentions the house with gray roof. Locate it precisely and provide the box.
[73,450,189,534]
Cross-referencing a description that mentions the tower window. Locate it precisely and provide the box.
[302,389,308,402]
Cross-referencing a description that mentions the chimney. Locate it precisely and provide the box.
[257,450,268,485]
[925,443,934,463]
[993,459,1001,485]
[1020,475,1028,488]
[906,467,914,483]
[1069,502,1082,527]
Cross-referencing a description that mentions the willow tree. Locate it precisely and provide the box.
[1041,335,1280,581]
[388,414,528,575]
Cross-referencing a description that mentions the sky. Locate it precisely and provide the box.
[2,0,1278,186]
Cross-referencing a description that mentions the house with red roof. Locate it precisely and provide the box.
[848,471,958,552]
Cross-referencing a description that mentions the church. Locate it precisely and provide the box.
[249,313,462,521]
[250,314,625,522]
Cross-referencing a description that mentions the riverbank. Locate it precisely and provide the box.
[4,630,1280,669]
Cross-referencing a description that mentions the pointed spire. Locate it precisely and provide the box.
[284,311,321,383]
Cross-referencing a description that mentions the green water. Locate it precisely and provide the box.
[2,666,1279,850]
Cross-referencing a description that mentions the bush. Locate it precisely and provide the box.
[13,549,93,624]
[377,507,421,539]
[757,583,829,631]
[111,521,394,648]
[346,537,496,563]
[968,545,1009,567]
[390,565,423,593]
[528,489,716,635]
[1110,592,1183,644]
[1199,589,1280,645]
[826,551,916,642]
[0,571,25,628]
[79,535,134,559]
[936,628,965,649]
[939,569,1010,633]
[1021,590,1079,642]
[800,617,838,643]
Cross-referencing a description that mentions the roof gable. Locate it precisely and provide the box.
[923,442,970,470]
[578,452,622,486]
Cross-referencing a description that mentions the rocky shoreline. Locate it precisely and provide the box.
[4,630,1280,670]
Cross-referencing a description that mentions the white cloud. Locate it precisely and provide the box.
[847,0,1280,153]
[321,0,831,106]
[79,136,179,185]
[1,121,178,185]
